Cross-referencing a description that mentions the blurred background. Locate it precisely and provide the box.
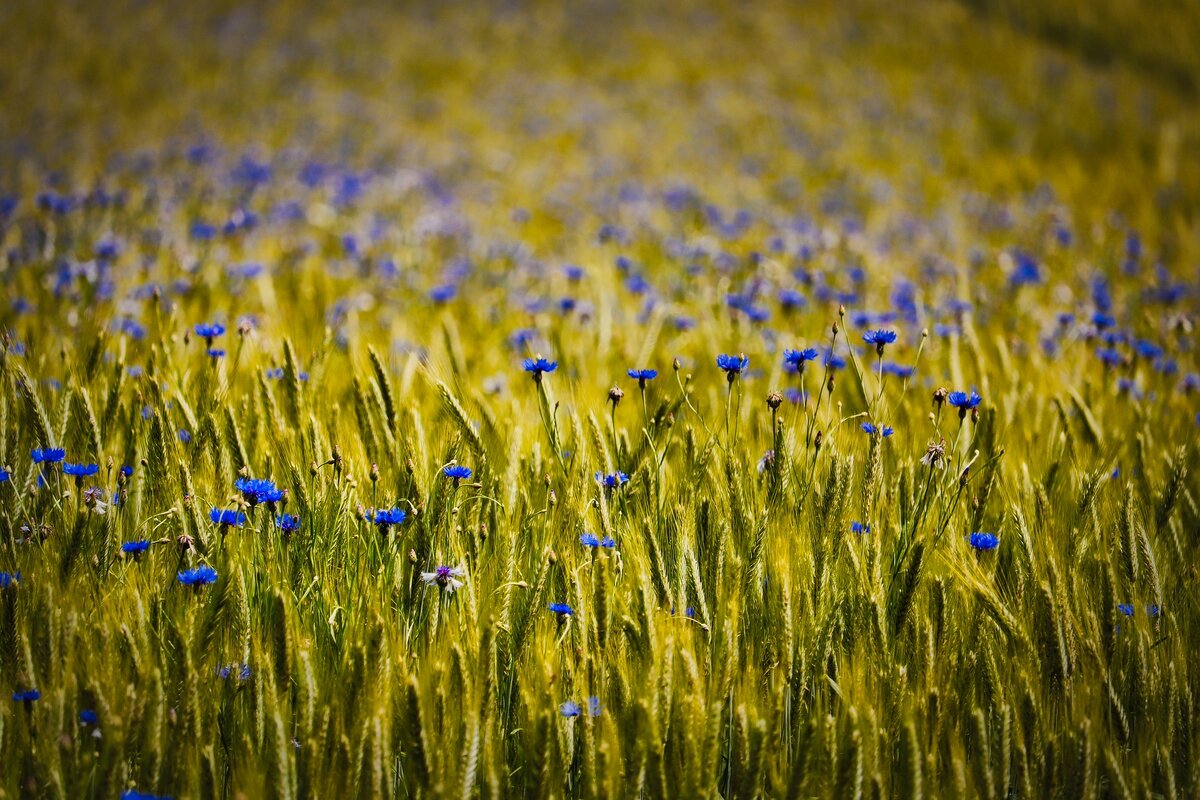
[1,0,1198,231]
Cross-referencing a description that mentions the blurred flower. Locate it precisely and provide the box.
[594,471,629,489]
[235,477,284,506]
[968,532,999,551]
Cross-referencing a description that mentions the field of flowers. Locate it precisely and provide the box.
[1,0,1199,797]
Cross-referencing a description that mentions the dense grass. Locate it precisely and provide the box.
[1,1,1199,797]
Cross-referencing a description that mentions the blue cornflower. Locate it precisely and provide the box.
[881,362,916,379]
[581,532,615,549]
[851,521,870,535]
[443,465,473,482]
[1095,348,1124,368]
[784,388,809,405]
[778,288,807,310]
[207,349,225,360]
[947,391,982,419]
[1147,604,1162,618]
[177,565,218,587]
[31,447,65,464]
[1116,603,1134,617]
[627,368,658,388]
[548,602,573,616]
[823,350,847,370]
[121,540,151,555]
[121,790,173,800]
[588,696,602,716]
[178,430,192,444]
[560,701,582,717]
[63,462,99,478]
[0,469,8,483]
[0,572,19,589]
[194,322,225,343]
[80,709,99,725]
[716,353,749,381]
[969,532,999,551]
[1132,339,1163,360]
[235,477,285,506]
[121,465,134,477]
[862,329,898,354]
[210,508,246,528]
[861,422,894,437]
[595,471,629,489]
[373,508,407,530]
[522,356,558,381]
[217,663,252,682]
[783,348,819,372]
[12,689,40,703]
[276,514,301,533]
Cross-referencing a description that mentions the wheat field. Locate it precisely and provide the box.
[1,1,1199,797]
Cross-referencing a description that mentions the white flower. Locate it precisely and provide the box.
[420,565,466,593]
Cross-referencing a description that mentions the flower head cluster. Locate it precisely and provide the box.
[627,368,658,387]
[783,347,819,371]
[64,462,100,478]
[580,532,616,549]
[31,447,65,464]
[969,532,999,551]
[121,540,151,555]
[443,464,473,482]
[861,422,894,437]
[217,663,252,681]
[277,514,301,533]
[548,602,573,616]
[177,565,218,586]
[522,356,558,381]
[235,477,285,506]
[863,329,897,355]
[210,508,247,528]
[594,471,629,489]
[716,353,749,381]
[194,322,225,344]
[560,697,602,717]
[947,390,982,419]
[373,508,407,530]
